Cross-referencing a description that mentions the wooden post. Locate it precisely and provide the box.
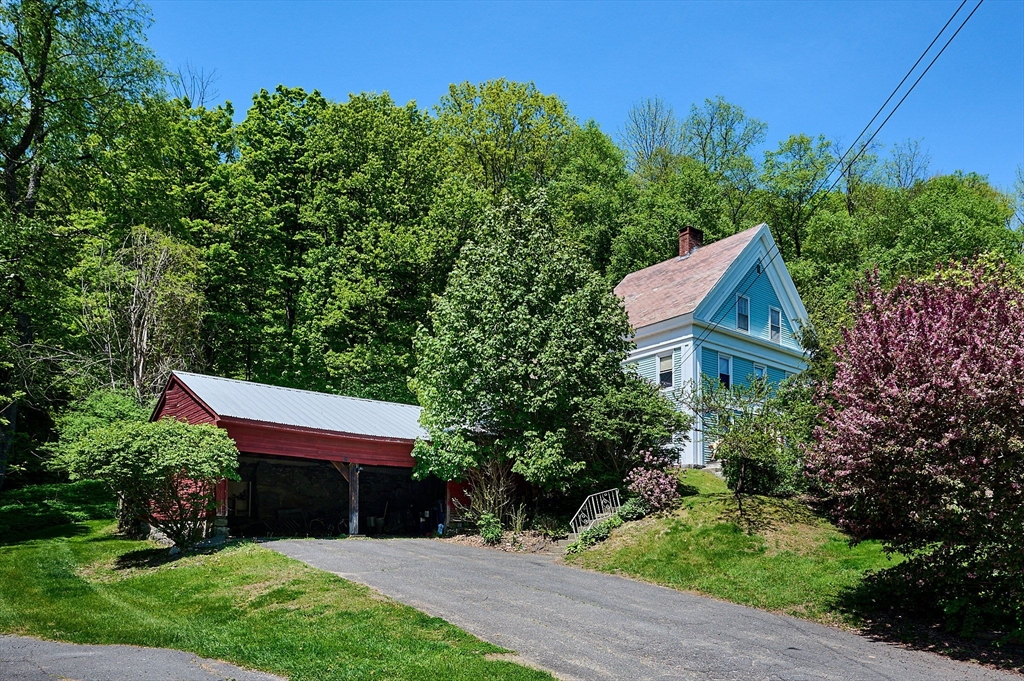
[348,462,360,535]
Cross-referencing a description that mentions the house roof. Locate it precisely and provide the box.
[169,371,427,442]
[614,224,763,329]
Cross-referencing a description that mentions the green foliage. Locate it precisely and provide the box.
[0,0,161,216]
[564,513,624,555]
[678,378,807,504]
[0,480,115,540]
[617,496,650,522]
[72,224,206,402]
[758,133,836,259]
[0,523,554,680]
[435,78,576,197]
[412,193,635,496]
[608,157,729,282]
[50,388,148,452]
[54,418,238,547]
[477,512,502,545]
[548,121,633,275]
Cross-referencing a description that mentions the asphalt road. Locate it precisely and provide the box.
[0,635,286,681]
[269,537,1018,681]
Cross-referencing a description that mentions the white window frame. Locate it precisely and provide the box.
[753,364,767,381]
[736,294,750,333]
[658,354,674,389]
[769,307,782,344]
[717,354,732,389]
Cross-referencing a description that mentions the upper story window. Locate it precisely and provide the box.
[769,307,782,343]
[659,355,673,388]
[718,355,732,389]
[736,295,750,332]
[753,364,766,380]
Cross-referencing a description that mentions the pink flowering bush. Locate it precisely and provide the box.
[626,451,680,512]
[807,262,1024,638]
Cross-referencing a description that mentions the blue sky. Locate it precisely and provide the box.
[147,0,1023,190]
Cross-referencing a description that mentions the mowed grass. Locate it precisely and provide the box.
[566,470,899,627]
[0,515,552,681]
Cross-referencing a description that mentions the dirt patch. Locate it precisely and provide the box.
[441,530,556,553]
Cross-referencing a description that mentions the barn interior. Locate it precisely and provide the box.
[225,454,446,537]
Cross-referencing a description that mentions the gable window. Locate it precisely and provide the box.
[736,295,750,332]
[659,355,673,388]
[753,364,767,381]
[718,355,732,389]
[769,307,782,343]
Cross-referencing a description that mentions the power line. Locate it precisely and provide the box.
[669,0,984,373]
[813,0,971,199]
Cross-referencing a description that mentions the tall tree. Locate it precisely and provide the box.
[620,96,681,178]
[548,121,634,275]
[0,0,159,217]
[608,157,728,282]
[297,92,447,401]
[759,134,835,259]
[73,223,205,403]
[412,193,641,518]
[434,78,575,198]
[681,96,767,227]
[206,86,327,384]
[883,138,931,190]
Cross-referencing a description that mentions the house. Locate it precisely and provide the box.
[152,371,455,537]
[614,224,809,466]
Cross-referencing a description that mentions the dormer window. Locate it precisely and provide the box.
[659,355,673,388]
[736,295,749,332]
[769,307,782,343]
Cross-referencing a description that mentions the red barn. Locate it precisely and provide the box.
[153,371,456,537]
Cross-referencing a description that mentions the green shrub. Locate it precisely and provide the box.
[617,496,650,521]
[564,513,624,555]
[478,513,502,545]
[53,418,238,548]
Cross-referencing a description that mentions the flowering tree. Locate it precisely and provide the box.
[626,451,679,511]
[807,262,1024,634]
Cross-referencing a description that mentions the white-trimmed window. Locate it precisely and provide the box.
[718,354,732,389]
[659,355,673,388]
[769,307,782,343]
[736,295,750,332]
[753,364,767,381]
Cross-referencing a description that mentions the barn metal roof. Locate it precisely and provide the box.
[171,371,427,441]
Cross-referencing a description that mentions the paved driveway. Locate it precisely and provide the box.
[0,635,285,681]
[269,538,1017,681]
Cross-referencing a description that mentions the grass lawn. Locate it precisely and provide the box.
[0,488,552,681]
[566,469,899,627]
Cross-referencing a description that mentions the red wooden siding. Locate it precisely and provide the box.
[219,418,415,467]
[153,377,216,425]
[152,375,417,469]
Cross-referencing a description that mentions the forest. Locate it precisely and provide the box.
[1,0,1022,491]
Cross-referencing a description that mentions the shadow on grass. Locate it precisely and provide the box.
[834,568,1024,674]
[678,483,701,498]
[716,494,823,535]
[0,522,93,547]
[114,547,181,570]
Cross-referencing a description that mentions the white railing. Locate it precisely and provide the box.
[569,488,621,538]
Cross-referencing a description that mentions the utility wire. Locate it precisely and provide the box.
[813,0,970,199]
[669,0,984,374]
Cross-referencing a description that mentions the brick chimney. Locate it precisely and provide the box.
[679,226,703,257]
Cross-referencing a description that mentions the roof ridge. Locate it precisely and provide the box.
[172,371,421,410]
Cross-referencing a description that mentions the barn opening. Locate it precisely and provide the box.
[152,371,452,538]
